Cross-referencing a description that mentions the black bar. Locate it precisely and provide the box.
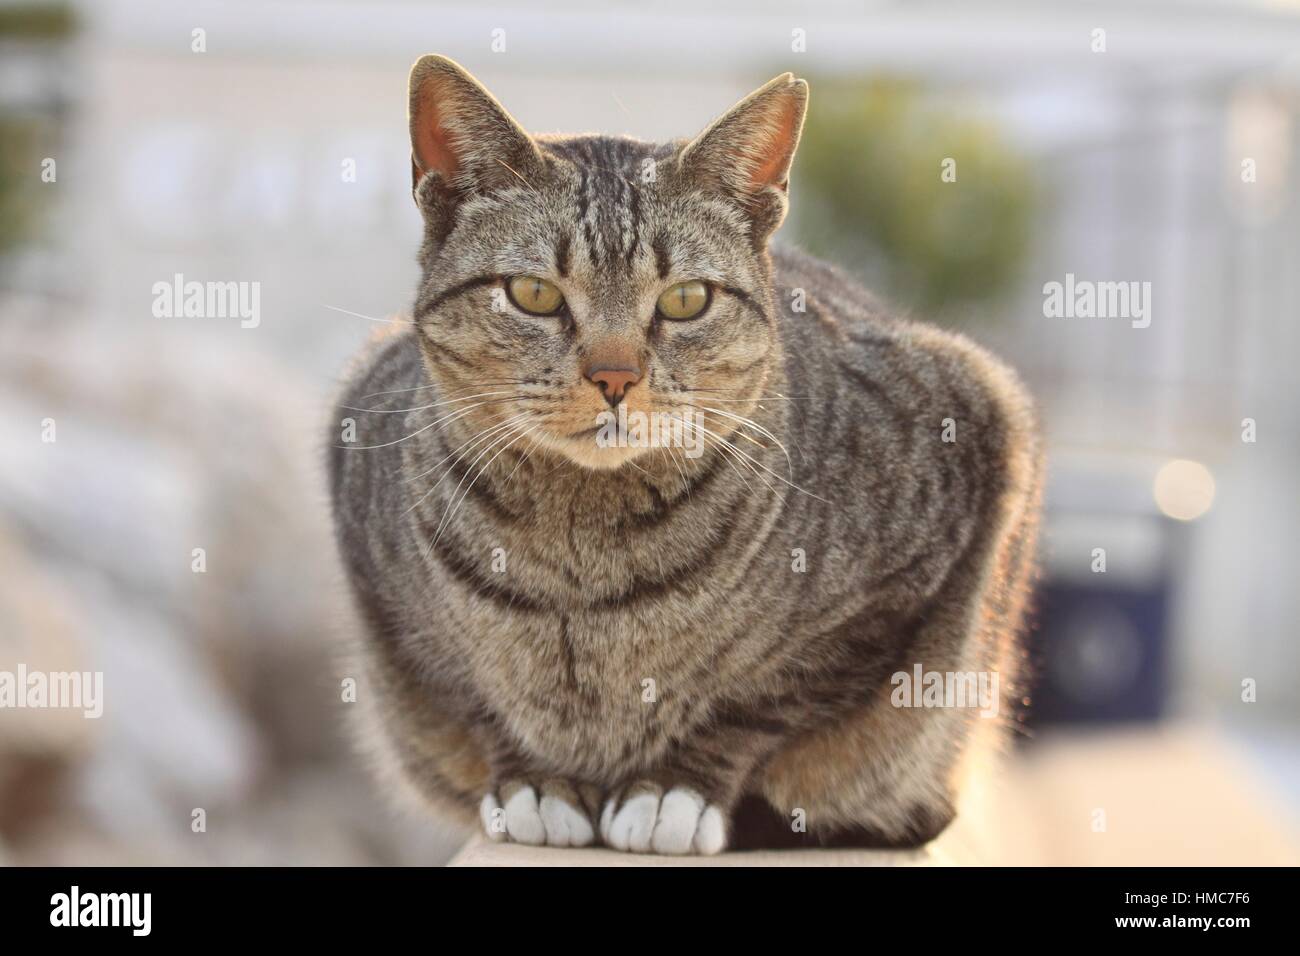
[0,866,1282,941]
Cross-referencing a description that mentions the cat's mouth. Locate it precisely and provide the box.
[542,415,659,472]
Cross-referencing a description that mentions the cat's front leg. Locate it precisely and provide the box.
[479,777,604,848]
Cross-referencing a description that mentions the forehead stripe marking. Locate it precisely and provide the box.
[578,166,601,270]
[422,274,498,317]
[652,234,671,280]
[555,233,572,278]
[624,175,642,267]
[721,286,770,326]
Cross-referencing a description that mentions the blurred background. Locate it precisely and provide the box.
[1,0,1297,865]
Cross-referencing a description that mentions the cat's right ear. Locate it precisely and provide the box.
[408,55,544,216]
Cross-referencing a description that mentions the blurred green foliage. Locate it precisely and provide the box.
[0,2,75,38]
[0,118,41,257]
[0,3,76,258]
[792,78,1034,318]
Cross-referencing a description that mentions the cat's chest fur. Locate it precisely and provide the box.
[400,428,795,781]
[441,591,774,781]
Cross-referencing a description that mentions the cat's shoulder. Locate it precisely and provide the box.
[772,244,892,329]
[773,245,1038,481]
[334,322,426,411]
[327,323,427,490]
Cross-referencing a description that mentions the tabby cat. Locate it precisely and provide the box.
[328,55,1041,855]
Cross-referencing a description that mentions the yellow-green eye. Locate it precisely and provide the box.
[507,276,565,315]
[656,280,710,320]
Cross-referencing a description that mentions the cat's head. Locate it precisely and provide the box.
[407,55,806,470]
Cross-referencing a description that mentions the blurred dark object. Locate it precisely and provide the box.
[1024,460,1185,728]
[1029,576,1170,725]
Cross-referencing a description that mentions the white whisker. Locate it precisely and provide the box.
[324,304,412,325]
[402,413,535,514]
[698,404,794,477]
[361,379,528,400]
[340,398,521,452]
[342,390,519,415]
[689,419,827,503]
[424,423,541,555]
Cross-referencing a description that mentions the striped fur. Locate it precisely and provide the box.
[328,57,1042,852]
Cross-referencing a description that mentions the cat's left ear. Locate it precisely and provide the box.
[678,73,808,241]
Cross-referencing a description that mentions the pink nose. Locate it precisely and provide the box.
[585,365,641,405]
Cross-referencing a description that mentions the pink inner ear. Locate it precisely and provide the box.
[747,99,798,192]
[414,85,461,182]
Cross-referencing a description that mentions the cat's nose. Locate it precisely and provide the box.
[584,363,641,407]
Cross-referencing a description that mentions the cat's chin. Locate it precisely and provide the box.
[548,435,652,472]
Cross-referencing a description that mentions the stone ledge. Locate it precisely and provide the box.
[446,725,1300,866]
[450,839,945,867]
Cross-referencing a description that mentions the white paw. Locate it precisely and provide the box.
[600,786,727,855]
[538,790,595,847]
[480,785,594,848]
[480,793,507,842]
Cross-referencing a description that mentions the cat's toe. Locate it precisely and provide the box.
[501,784,548,845]
[649,787,705,854]
[479,792,507,842]
[538,788,595,847]
[601,789,660,852]
[692,804,727,855]
[601,784,727,855]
